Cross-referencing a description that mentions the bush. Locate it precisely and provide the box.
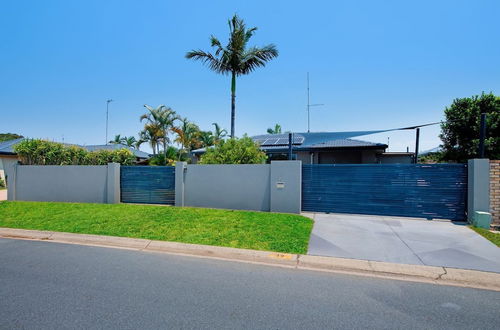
[14,139,135,165]
[200,136,267,164]
[0,177,5,189]
[148,154,176,166]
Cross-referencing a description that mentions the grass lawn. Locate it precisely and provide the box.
[470,226,500,247]
[0,201,313,254]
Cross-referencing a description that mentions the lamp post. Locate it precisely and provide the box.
[105,99,113,145]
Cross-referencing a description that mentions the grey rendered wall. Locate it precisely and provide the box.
[182,164,271,211]
[468,159,490,221]
[270,161,301,213]
[8,164,120,204]
[176,161,302,213]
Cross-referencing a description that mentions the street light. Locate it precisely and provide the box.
[105,99,113,145]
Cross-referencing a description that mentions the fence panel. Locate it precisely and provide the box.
[120,166,175,205]
[302,164,467,220]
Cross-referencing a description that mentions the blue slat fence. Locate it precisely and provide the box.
[120,166,175,205]
[302,164,467,220]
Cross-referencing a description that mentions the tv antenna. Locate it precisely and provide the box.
[307,72,324,132]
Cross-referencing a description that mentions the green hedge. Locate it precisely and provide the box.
[14,139,135,165]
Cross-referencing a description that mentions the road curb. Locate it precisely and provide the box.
[1,227,499,291]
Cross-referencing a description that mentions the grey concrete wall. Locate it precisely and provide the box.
[1,157,18,187]
[182,164,272,211]
[468,159,490,222]
[175,161,302,213]
[8,164,120,204]
[270,161,302,213]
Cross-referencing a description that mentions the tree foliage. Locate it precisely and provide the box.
[200,136,267,164]
[14,139,135,165]
[440,92,500,162]
[0,133,23,143]
[267,124,282,134]
[186,14,278,138]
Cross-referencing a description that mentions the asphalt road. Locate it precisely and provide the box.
[1,238,499,330]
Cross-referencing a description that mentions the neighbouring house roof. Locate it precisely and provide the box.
[83,144,150,159]
[419,146,442,156]
[191,131,388,155]
[0,138,24,155]
[0,138,150,159]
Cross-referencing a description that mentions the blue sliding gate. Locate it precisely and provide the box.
[120,166,175,205]
[302,164,467,220]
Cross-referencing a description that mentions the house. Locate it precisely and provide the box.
[0,138,151,183]
[192,131,414,164]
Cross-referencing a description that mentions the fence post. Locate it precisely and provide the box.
[106,163,120,204]
[6,162,18,201]
[467,159,490,223]
[270,160,302,214]
[175,162,187,207]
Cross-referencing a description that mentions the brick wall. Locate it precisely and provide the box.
[490,160,500,226]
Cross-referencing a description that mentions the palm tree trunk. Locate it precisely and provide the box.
[164,140,167,166]
[230,71,236,138]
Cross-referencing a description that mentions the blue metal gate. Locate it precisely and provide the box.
[302,164,467,220]
[120,166,175,205]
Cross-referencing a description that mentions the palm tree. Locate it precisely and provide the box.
[267,124,282,134]
[137,126,161,155]
[212,123,227,144]
[186,14,278,138]
[123,136,137,148]
[141,105,179,159]
[172,117,201,159]
[199,131,214,147]
[109,134,123,145]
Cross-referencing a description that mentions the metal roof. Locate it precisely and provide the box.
[0,138,150,159]
[0,138,24,155]
[191,131,388,154]
[83,144,150,159]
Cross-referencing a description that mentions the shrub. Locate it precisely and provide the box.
[0,177,5,188]
[14,139,135,165]
[200,136,267,164]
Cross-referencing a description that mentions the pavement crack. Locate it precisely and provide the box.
[295,254,300,269]
[436,267,448,280]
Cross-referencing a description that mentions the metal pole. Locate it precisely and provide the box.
[414,128,420,164]
[105,99,113,145]
[478,113,487,158]
[307,72,310,133]
[288,132,293,160]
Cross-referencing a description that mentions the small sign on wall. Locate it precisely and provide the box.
[276,182,285,189]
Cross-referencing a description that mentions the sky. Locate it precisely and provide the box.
[1,0,499,153]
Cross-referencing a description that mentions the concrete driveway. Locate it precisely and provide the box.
[0,190,6,201]
[306,213,500,273]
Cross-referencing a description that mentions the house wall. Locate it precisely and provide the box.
[490,160,500,227]
[0,155,18,186]
[379,155,413,164]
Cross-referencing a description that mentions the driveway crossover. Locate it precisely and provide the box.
[306,213,500,273]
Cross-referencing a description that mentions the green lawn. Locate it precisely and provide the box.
[0,201,313,254]
[470,226,500,247]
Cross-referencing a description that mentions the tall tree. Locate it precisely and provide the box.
[140,105,179,160]
[109,134,123,145]
[122,136,137,148]
[172,117,201,159]
[199,131,215,148]
[267,124,282,134]
[440,92,500,162]
[212,122,227,144]
[186,14,278,138]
